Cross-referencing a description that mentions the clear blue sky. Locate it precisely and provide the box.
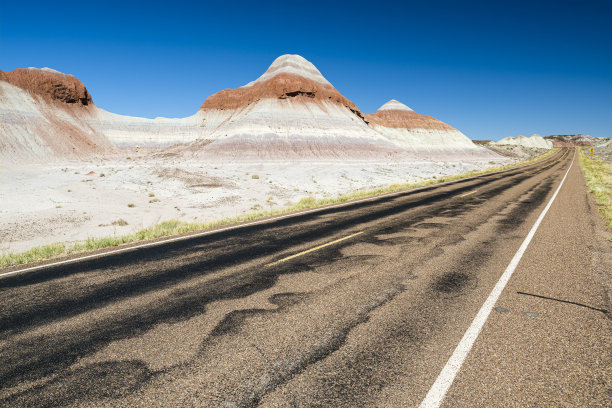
[1,0,610,140]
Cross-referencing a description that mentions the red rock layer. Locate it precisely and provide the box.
[199,73,367,121]
[365,109,456,131]
[0,68,93,106]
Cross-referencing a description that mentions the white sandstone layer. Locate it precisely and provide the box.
[90,108,208,147]
[196,98,404,160]
[370,125,488,156]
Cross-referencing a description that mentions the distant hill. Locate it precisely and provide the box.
[493,134,553,149]
[544,134,598,147]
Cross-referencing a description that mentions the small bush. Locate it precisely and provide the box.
[252,174,260,179]
[127,203,135,208]
[112,219,129,226]
[148,192,155,197]
[149,198,160,203]
[297,196,317,207]
[99,173,105,177]
[55,205,62,208]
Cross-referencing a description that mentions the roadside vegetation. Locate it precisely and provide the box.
[578,148,612,238]
[0,149,558,268]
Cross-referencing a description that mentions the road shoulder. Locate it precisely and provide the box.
[442,150,612,407]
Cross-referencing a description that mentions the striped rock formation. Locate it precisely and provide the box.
[1,55,499,162]
[365,100,493,157]
[0,68,114,163]
[191,54,404,160]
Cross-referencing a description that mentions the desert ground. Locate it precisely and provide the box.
[0,151,516,255]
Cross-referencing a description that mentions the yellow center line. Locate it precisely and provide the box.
[266,231,364,267]
[459,189,478,198]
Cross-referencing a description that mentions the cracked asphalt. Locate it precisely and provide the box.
[1,148,610,407]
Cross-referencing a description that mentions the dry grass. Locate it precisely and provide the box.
[578,148,612,238]
[0,150,558,268]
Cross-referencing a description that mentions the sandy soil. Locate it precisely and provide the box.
[0,151,512,255]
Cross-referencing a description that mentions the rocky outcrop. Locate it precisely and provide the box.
[0,68,92,106]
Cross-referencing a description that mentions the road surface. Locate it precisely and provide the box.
[1,148,610,407]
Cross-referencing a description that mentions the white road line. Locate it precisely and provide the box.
[0,151,561,280]
[419,150,575,408]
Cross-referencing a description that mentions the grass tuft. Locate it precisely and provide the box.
[0,149,558,268]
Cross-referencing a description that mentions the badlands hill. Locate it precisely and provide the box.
[0,68,114,162]
[493,134,553,149]
[365,100,490,157]
[192,54,403,160]
[1,55,498,162]
[544,134,598,147]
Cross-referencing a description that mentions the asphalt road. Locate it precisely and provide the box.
[1,148,610,407]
